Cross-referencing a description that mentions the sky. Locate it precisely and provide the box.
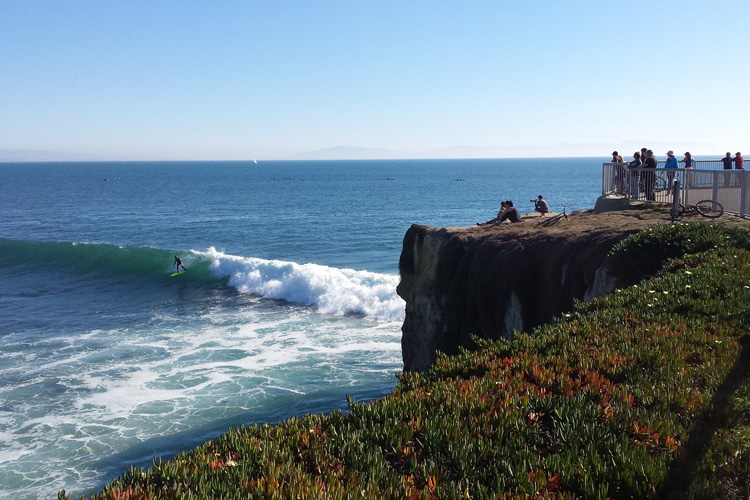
[1,1,748,161]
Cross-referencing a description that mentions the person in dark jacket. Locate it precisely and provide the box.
[629,151,642,200]
[499,200,523,223]
[643,150,657,201]
[721,152,734,187]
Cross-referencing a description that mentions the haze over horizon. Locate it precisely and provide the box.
[2,1,748,162]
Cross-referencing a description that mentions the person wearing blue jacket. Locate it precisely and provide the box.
[665,150,679,194]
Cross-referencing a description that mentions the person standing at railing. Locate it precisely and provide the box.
[721,152,734,187]
[681,152,693,188]
[681,152,693,168]
[611,151,625,193]
[640,148,648,186]
[629,151,642,200]
[665,151,678,194]
[643,150,657,201]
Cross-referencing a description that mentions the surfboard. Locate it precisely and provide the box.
[171,270,186,277]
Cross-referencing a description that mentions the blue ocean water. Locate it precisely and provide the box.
[0,158,603,499]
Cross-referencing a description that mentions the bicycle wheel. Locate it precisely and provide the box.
[653,176,667,192]
[695,199,724,218]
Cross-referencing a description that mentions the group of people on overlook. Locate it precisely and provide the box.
[613,149,744,170]
[720,151,745,170]
[477,148,746,227]
[612,149,744,201]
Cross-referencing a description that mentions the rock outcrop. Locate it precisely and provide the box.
[397,208,666,372]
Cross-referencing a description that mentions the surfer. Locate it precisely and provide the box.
[173,256,186,272]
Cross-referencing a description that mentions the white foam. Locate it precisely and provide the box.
[196,248,406,322]
[0,270,404,500]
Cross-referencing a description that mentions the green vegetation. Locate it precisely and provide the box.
[62,222,750,499]
[607,221,750,286]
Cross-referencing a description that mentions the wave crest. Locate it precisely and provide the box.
[196,247,405,322]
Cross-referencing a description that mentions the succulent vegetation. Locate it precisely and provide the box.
[61,222,750,499]
[606,221,750,286]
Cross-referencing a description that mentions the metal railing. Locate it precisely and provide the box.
[603,162,749,216]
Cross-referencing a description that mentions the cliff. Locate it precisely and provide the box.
[397,207,666,372]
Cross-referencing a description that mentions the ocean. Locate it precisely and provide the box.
[0,158,603,499]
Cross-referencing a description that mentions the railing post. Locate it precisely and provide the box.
[712,170,719,203]
[741,170,747,217]
[625,167,630,200]
[673,180,681,220]
[682,169,689,203]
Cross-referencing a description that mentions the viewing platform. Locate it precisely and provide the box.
[599,160,749,217]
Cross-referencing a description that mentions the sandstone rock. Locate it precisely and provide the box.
[397,208,668,372]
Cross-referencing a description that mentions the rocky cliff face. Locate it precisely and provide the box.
[397,209,663,372]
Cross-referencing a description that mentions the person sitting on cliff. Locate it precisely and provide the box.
[499,200,523,223]
[532,195,549,216]
[477,201,508,225]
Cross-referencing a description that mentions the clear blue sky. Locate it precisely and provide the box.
[1,1,748,161]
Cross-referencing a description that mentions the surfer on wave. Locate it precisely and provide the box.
[173,256,186,273]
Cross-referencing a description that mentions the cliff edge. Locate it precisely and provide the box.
[397,207,668,372]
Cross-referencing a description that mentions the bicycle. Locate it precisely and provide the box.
[670,199,724,220]
[538,203,568,227]
[653,173,668,193]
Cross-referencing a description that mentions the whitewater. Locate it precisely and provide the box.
[0,158,603,498]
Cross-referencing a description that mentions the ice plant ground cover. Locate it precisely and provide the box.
[61,222,750,499]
